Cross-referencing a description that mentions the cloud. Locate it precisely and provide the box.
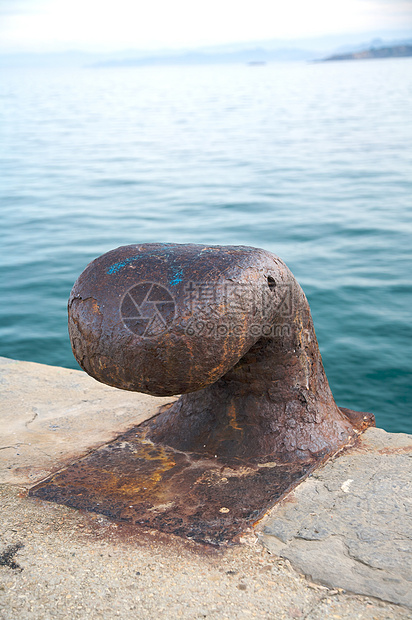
[0,0,411,53]
[356,0,412,26]
[359,0,412,3]
[0,0,50,16]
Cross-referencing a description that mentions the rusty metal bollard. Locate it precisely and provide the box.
[68,243,373,462]
[31,244,374,544]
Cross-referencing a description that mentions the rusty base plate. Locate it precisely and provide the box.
[30,417,333,546]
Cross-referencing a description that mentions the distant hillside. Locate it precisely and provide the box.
[1,31,412,69]
[91,47,314,68]
[322,44,412,62]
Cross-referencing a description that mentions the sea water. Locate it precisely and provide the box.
[1,59,411,433]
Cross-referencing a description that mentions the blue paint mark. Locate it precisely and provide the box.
[107,248,184,282]
[170,267,183,286]
[107,255,142,275]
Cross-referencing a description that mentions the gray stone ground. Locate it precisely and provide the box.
[0,356,174,485]
[258,429,412,608]
[1,357,411,619]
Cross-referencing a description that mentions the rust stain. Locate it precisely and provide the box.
[227,402,243,433]
[294,314,311,391]
[30,417,320,546]
[375,445,412,455]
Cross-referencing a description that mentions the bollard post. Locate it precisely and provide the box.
[31,244,374,544]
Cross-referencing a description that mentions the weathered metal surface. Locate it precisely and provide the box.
[67,243,374,461]
[31,417,323,545]
[31,243,375,544]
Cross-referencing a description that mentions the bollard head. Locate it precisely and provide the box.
[68,243,293,396]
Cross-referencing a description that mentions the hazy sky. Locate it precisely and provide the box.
[1,0,411,52]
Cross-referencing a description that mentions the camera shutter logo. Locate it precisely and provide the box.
[121,282,176,338]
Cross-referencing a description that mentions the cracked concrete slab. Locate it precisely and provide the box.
[257,427,412,608]
[0,357,175,485]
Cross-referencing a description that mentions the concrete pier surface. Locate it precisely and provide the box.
[1,356,411,619]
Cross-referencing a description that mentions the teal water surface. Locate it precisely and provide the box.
[1,59,411,433]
